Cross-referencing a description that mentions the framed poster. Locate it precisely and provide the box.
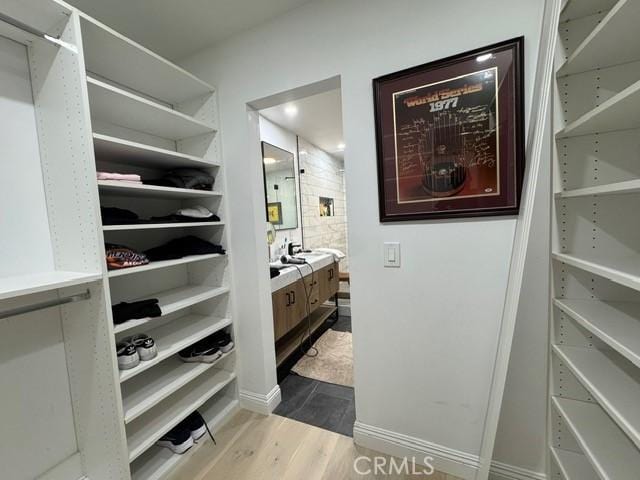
[267,202,283,225]
[373,37,525,221]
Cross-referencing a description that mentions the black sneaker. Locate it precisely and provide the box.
[156,425,194,454]
[210,330,234,353]
[116,341,140,370]
[183,410,216,444]
[183,411,207,440]
[179,338,222,363]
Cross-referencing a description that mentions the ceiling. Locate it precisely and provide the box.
[260,88,344,160]
[66,0,313,60]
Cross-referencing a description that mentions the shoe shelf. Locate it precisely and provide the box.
[130,394,239,480]
[104,222,225,232]
[549,447,598,480]
[119,315,231,383]
[86,76,216,141]
[551,4,640,478]
[558,0,640,76]
[121,349,235,423]
[555,179,640,199]
[108,254,224,279]
[553,345,640,449]
[126,368,236,462]
[79,15,214,105]
[98,180,222,199]
[552,396,640,479]
[0,271,102,301]
[554,299,640,368]
[556,78,640,138]
[114,285,230,335]
[552,253,640,292]
[93,133,219,170]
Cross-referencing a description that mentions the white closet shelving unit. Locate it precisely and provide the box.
[76,10,238,480]
[549,0,640,478]
[0,1,238,479]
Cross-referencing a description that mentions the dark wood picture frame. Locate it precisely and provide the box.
[373,37,525,222]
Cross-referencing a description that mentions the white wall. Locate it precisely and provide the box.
[181,0,547,476]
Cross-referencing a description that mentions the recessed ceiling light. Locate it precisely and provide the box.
[476,53,493,62]
[337,143,345,150]
[299,150,307,155]
[263,157,278,164]
[284,104,298,116]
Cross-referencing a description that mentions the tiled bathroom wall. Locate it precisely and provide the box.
[299,138,349,272]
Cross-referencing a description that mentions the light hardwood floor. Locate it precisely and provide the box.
[167,409,462,480]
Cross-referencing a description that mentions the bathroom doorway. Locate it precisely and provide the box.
[256,79,355,437]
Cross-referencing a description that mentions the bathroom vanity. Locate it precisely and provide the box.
[271,253,339,366]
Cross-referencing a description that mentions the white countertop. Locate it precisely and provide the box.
[270,253,336,292]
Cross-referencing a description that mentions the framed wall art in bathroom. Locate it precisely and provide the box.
[373,37,525,222]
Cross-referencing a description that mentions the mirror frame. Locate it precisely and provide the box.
[261,141,299,231]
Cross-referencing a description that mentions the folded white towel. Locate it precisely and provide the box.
[314,248,346,261]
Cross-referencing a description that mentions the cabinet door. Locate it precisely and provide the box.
[287,278,309,331]
[305,271,320,313]
[272,287,292,341]
[319,262,340,302]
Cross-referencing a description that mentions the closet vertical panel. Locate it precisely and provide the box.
[29,11,131,480]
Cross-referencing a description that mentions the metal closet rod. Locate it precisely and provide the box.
[0,290,91,320]
[0,11,75,51]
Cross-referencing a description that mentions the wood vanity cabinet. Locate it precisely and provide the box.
[272,261,340,343]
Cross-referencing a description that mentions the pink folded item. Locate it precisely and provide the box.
[97,172,142,182]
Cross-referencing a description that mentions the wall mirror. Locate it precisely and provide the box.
[261,142,298,230]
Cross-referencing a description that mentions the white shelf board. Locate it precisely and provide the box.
[98,180,221,200]
[553,345,640,449]
[550,447,599,480]
[553,396,640,480]
[554,298,640,368]
[560,0,618,22]
[121,349,234,423]
[556,79,640,138]
[552,252,640,292]
[0,271,102,301]
[80,15,214,105]
[93,134,218,170]
[130,396,239,480]
[559,0,640,76]
[556,179,640,198]
[1,0,71,37]
[108,254,223,279]
[86,76,215,140]
[104,222,224,232]
[126,369,236,462]
[119,315,231,383]
[114,285,229,335]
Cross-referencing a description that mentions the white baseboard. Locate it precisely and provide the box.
[353,422,546,480]
[353,421,479,479]
[239,385,282,415]
[489,461,546,480]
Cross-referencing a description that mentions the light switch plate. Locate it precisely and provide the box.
[384,242,400,268]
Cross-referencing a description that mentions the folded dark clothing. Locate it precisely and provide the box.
[144,235,225,261]
[112,299,161,324]
[143,168,214,191]
[270,267,280,279]
[101,206,148,225]
[105,243,149,270]
[150,213,221,223]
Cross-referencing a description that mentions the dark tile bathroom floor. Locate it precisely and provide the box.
[274,315,355,437]
[274,374,356,436]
